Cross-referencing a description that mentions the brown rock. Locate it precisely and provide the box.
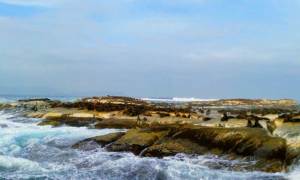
[72,132,126,150]
[107,128,170,155]
[95,118,137,129]
[141,138,208,157]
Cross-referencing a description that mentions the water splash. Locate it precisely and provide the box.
[0,111,287,179]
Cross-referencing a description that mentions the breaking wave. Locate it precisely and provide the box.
[0,110,293,180]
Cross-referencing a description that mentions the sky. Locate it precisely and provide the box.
[0,0,299,99]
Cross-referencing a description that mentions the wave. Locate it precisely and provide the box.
[0,155,44,172]
[0,110,290,179]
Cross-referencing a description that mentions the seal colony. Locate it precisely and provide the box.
[1,96,300,173]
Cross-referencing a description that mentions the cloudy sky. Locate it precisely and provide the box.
[0,0,299,99]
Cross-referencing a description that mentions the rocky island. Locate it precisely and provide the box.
[1,96,300,175]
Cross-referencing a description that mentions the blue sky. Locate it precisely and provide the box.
[0,0,299,99]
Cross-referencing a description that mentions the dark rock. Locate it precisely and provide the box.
[71,125,289,172]
[38,116,102,127]
[72,132,125,150]
[141,138,208,157]
[249,159,284,173]
[107,129,170,155]
[203,117,211,121]
[18,98,51,102]
[0,103,12,110]
[253,119,263,128]
[168,126,287,161]
[38,120,63,127]
[95,118,137,129]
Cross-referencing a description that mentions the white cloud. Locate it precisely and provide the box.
[0,0,299,97]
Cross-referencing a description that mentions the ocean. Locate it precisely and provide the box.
[0,96,299,179]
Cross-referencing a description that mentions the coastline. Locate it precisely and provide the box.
[1,96,300,174]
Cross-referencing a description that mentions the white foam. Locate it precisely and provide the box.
[0,155,44,172]
[0,112,288,179]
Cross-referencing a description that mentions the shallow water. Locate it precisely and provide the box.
[0,110,294,180]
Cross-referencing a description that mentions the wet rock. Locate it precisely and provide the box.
[42,112,64,120]
[16,99,53,111]
[70,124,290,172]
[141,138,208,157]
[273,123,300,166]
[250,159,284,173]
[285,115,300,123]
[107,128,170,155]
[0,103,13,110]
[38,114,101,127]
[25,112,45,118]
[168,126,287,161]
[18,98,51,102]
[95,118,137,129]
[72,132,126,150]
[266,121,277,134]
[38,120,63,127]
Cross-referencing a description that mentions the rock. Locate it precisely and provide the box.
[266,121,277,134]
[168,126,287,161]
[252,119,263,128]
[38,120,62,127]
[250,159,284,173]
[95,118,137,129]
[25,112,45,118]
[0,103,12,110]
[18,98,51,102]
[107,128,170,155]
[42,112,63,120]
[190,99,297,107]
[141,138,208,157]
[70,113,94,118]
[288,115,300,122]
[39,113,101,127]
[263,114,279,121]
[274,118,285,127]
[253,137,286,160]
[17,99,52,111]
[72,132,126,150]
[273,123,300,166]
[223,119,248,128]
[60,121,292,173]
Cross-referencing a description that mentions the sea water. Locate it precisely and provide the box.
[0,110,291,180]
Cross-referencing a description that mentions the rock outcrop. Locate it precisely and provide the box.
[190,99,297,107]
[72,132,126,150]
[1,96,299,173]
[107,128,170,155]
[38,113,102,127]
[73,126,288,172]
